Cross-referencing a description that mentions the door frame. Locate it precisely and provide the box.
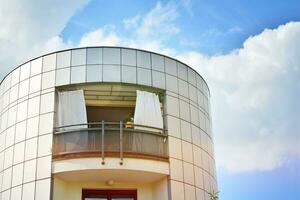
[82,189,137,200]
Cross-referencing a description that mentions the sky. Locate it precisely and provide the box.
[0,0,300,199]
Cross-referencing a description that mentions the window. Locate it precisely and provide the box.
[82,190,137,200]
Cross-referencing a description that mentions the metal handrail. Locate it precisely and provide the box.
[54,122,166,133]
[53,121,168,164]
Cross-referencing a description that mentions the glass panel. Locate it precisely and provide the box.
[23,159,36,183]
[30,58,42,76]
[71,66,86,84]
[56,68,70,86]
[37,155,51,179]
[11,68,20,86]
[188,84,197,103]
[35,179,51,200]
[25,138,37,161]
[152,71,165,89]
[39,113,54,135]
[121,66,136,84]
[181,120,191,142]
[71,49,86,66]
[10,84,19,103]
[177,62,188,81]
[103,65,120,82]
[13,142,25,164]
[165,57,177,76]
[43,53,56,72]
[4,147,14,169]
[87,65,102,82]
[20,63,30,81]
[2,167,12,190]
[151,54,164,72]
[29,75,41,94]
[57,51,71,68]
[42,71,55,90]
[53,130,99,154]
[15,121,26,143]
[22,182,35,200]
[121,49,136,66]
[27,96,40,118]
[166,75,178,93]
[37,134,53,157]
[11,185,22,200]
[179,100,190,121]
[137,51,151,69]
[178,79,189,98]
[87,48,102,64]
[103,48,120,64]
[17,100,28,123]
[188,68,196,86]
[26,116,39,139]
[18,79,29,98]
[12,163,23,187]
[7,106,17,127]
[137,68,151,86]
[5,126,15,148]
[40,92,55,114]
[123,131,167,157]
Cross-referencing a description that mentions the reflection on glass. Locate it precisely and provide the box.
[87,48,102,64]
[71,49,86,66]
[103,48,120,64]
[57,51,71,68]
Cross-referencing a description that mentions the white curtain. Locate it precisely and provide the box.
[57,90,87,130]
[56,90,88,152]
[134,90,163,130]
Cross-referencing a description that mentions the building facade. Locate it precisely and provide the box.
[0,47,217,200]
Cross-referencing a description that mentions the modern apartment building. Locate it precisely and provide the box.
[0,47,217,200]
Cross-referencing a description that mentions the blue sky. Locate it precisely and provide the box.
[0,0,299,199]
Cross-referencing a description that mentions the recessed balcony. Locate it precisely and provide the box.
[52,121,168,163]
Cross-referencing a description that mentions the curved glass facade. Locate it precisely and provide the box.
[0,47,216,200]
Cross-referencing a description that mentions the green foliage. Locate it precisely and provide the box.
[208,191,219,200]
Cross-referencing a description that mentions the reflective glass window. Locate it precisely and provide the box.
[137,51,151,69]
[87,48,102,64]
[103,65,121,82]
[103,48,120,64]
[43,53,56,72]
[87,65,102,82]
[137,68,151,86]
[71,49,86,66]
[121,49,136,66]
[56,51,71,68]
[56,68,70,86]
[151,54,164,72]
[121,66,136,84]
[30,58,42,76]
[71,66,86,83]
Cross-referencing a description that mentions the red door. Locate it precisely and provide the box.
[82,189,137,200]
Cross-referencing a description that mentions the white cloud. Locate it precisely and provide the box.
[178,22,300,172]
[0,0,89,79]
[79,26,120,47]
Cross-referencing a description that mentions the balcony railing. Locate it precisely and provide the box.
[52,121,168,164]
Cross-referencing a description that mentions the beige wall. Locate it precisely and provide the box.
[53,176,169,200]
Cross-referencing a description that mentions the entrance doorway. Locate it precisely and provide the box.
[82,189,137,200]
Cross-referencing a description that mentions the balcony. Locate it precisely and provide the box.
[52,122,168,163]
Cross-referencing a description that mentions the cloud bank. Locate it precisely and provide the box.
[0,1,299,173]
